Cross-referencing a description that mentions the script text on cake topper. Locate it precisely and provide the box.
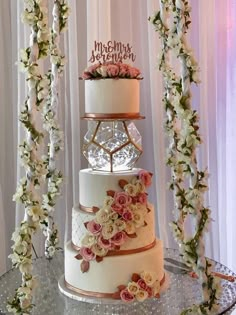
[89,41,136,63]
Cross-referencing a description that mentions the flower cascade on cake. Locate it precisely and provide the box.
[74,170,152,273]
[117,271,161,302]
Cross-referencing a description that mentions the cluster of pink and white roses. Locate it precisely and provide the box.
[75,170,152,272]
[81,62,142,80]
[117,271,161,302]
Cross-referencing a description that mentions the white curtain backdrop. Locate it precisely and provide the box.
[0,0,235,275]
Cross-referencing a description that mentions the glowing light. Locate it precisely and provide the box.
[83,121,142,172]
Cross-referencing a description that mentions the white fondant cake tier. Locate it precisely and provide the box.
[85,79,140,116]
[79,168,142,208]
[72,204,155,250]
[64,239,164,295]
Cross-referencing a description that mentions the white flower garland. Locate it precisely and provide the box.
[150,1,221,314]
[8,0,69,313]
[40,0,69,259]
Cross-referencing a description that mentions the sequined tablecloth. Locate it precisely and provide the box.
[0,249,235,315]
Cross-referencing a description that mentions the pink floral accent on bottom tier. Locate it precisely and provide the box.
[118,271,162,302]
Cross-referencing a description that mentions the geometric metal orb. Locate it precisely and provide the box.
[83,120,142,172]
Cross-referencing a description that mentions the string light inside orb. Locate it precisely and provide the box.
[83,121,142,172]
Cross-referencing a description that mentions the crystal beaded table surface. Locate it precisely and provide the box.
[0,249,236,315]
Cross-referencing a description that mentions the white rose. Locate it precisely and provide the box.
[114,219,126,231]
[101,223,117,240]
[124,184,138,197]
[140,271,158,286]
[132,209,145,228]
[109,212,119,221]
[135,289,148,302]
[95,209,110,224]
[103,196,114,208]
[127,282,139,295]
[81,234,96,247]
[91,244,108,257]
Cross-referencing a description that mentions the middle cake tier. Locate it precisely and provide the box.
[72,204,155,251]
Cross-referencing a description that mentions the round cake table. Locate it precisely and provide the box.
[0,249,236,315]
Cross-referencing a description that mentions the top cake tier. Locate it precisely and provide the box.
[82,62,142,120]
[84,79,140,119]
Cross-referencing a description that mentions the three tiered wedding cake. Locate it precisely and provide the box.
[62,62,166,302]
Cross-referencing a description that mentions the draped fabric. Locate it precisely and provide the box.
[0,0,235,274]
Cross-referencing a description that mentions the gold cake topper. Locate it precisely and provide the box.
[89,40,136,63]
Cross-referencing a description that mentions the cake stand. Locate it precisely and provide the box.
[0,249,235,315]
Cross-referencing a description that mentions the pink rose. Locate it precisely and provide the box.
[80,247,96,261]
[98,236,112,249]
[107,64,119,77]
[138,193,148,205]
[86,220,102,235]
[111,231,126,246]
[111,202,124,215]
[137,279,148,290]
[82,63,101,79]
[119,63,129,77]
[114,192,132,207]
[127,66,141,78]
[82,71,92,79]
[138,170,152,187]
[122,209,133,221]
[120,289,135,303]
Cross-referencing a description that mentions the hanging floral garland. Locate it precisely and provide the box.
[40,0,69,259]
[149,1,221,314]
[7,1,69,314]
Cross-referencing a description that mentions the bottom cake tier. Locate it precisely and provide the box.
[64,239,165,298]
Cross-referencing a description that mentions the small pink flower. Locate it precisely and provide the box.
[137,279,148,291]
[120,289,135,302]
[86,220,102,235]
[138,170,152,187]
[127,66,141,78]
[82,71,92,79]
[138,193,148,205]
[119,63,129,77]
[80,247,96,261]
[111,231,126,246]
[111,202,124,215]
[122,209,133,221]
[114,192,132,207]
[107,64,120,77]
[98,236,112,249]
